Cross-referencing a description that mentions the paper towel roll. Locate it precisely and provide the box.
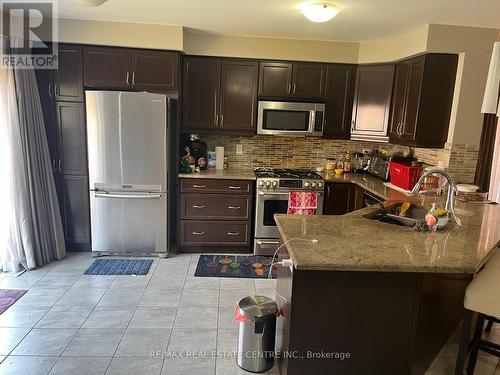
[215,147,224,170]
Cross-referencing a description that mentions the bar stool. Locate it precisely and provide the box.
[454,248,500,375]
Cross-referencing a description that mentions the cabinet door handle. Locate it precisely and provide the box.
[192,184,206,188]
[400,122,404,136]
[351,120,355,131]
[48,83,52,97]
[220,114,224,127]
[132,72,136,87]
[292,83,296,95]
[398,122,404,136]
[227,232,240,236]
[227,206,241,209]
[52,159,56,172]
[228,186,241,189]
[287,82,291,94]
[192,231,205,235]
[126,72,130,86]
[58,160,62,172]
[214,92,218,126]
[192,205,206,209]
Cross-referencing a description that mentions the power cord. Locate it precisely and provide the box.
[267,238,319,279]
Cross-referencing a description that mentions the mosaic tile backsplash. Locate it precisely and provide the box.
[198,134,479,184]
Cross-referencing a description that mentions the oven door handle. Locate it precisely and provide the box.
[258,191,323,196]
[258,191,289,196]
[256,240,280,245]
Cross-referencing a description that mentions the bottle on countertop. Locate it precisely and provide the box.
[425,203,439,231]
[344,151,351,173]
[337,152,344,170]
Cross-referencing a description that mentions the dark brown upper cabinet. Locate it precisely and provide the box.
[323,64,356,139]
[84,46,131,89]
[35,68,58,166]
[351,64,395,142]
[389,54,458,148]
[183,57,220,130]
[258,62,292,97]
[54,44,83,101]
[131,49,179,91]
[219,60,258,131]
[258,61,327,100]
[56,102,87,176]
[182,56,258,133]
[83,46,179,91]
[292,63,327,99]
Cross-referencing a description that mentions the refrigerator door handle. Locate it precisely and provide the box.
[94,192,162,199]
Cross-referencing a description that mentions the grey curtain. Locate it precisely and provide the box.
[12,66,66,268]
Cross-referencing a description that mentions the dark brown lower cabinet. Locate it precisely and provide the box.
[179,178,254,253]
[323,182,376,215]
[180,221,251,247]
[323,182,357,215]
[61,175,90,248]
[276,244,471,375]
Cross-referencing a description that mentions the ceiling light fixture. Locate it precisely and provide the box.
[78,0,109,7]
[298,2,339,23]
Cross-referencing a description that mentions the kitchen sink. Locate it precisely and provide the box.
[363,204,427,227]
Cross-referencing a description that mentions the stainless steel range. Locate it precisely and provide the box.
[254,168,324,255]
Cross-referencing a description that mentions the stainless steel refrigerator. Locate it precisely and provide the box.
[86,90,169,256]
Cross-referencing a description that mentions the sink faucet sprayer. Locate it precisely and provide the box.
[410,168,462,227]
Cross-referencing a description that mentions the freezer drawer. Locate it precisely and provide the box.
[90,191,167,253]
[180,220,251,247]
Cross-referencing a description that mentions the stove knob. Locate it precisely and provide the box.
[318,182,323,188]
[304,181,311,188]
[265,180,271,188]
[258,180,265,187]
[272,181,278,188]
[311,182,317,188]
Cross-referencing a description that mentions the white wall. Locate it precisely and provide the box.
[357,25,429,63]
[183,29,359,63]
[57,18,184,51]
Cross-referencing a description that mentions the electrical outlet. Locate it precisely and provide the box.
[236,144,243,155]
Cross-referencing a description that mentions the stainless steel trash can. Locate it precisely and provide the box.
[236,295,278,373]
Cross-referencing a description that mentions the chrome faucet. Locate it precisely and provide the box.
[411,168,462,226]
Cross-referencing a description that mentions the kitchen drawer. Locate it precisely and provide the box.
[182,194,251,220]
[180,220,251,246]
[181,178,253,194]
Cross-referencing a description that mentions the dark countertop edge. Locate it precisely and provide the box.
[178,170,256,180]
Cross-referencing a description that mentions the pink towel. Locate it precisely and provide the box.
[287,192,317,215]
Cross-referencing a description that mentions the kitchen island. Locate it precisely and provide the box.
[273,178,500,375]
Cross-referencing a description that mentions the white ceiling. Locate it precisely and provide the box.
[57,0,500,41]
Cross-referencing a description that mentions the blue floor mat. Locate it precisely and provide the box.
[84,259,153,275]
[194,255,276,279]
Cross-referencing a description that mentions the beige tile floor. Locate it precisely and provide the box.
[0,252,497,375]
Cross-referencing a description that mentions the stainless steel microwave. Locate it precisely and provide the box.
[257,101,325,136]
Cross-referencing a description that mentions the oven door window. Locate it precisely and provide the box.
[263,199,289,226]
[262,110,310,132]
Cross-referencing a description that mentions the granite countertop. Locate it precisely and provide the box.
[275,174,500,274]
[179,168,256,180]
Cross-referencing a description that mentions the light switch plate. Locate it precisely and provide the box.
[236,144,243,155]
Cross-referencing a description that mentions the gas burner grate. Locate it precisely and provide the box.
[254,168,322,179]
